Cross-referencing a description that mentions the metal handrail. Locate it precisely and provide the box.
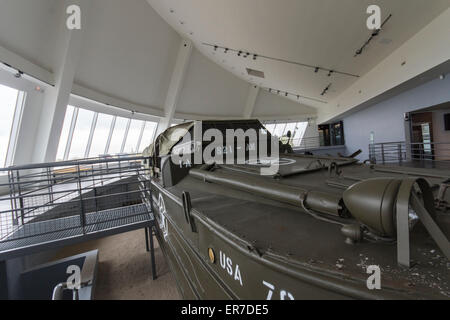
[369,141,450,164]
[0,155,144,172]
[290,136,345,150]
[0,156,151,242]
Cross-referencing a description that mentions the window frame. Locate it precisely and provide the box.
[4,90,26,168]
[56,104,161,161]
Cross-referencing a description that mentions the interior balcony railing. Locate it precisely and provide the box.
[291,136,345,150]
[369,141,450,168]
[0,155,155,261]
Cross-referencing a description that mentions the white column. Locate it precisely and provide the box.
[155,39,193,137]
[32,0,91,163]
[242,85,260,119]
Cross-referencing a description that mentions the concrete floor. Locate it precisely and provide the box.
[53,230,181,300]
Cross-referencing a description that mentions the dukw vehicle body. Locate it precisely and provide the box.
[143,120,450,300]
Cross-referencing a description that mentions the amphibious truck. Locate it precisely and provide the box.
[143,120,450,300]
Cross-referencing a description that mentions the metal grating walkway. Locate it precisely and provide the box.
[0,203,154,260]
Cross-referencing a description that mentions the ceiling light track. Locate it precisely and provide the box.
[202,43,360,78]
[265,87,327,104]
[354,14,393,57]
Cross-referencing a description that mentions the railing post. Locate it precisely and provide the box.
[91,164,95,189]
[47,167,54,204]
[94,187,99,214]
[398,144,403,163]
[8,170,18,226]
[77,164,86,234]
[381,144,385,164]
[16,171,25,226]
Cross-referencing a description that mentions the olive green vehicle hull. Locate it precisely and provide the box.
[151,167,449,300]
[145,120,449,300]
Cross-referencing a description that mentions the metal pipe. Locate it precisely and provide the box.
[189,168,343,217]
[0,156,148,172]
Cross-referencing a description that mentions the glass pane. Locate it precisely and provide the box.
[89,113,113,158]
[123,119,144,154]
[69,108,95,160]
[283,123,297,137]
[139,121,157,152]
[293,122,308,147]
[0,84,19,167]
[56,106,75,161]
[273,123,286,138]
[108,117,129,154]
[283,123,297,145]
[264,124,276,135]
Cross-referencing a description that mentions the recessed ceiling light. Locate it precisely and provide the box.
[246,68,265,78]
[170,9,174,13]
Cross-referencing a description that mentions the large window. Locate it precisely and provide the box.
[108,117,129,154]
[89,113,113,158]
[56,106,75,161]
[263,121,309,147]
[139,122,157,152]
[56,105,159,161]
[69,108,95,160]
[123,120,144,154]
[0,84,20,168]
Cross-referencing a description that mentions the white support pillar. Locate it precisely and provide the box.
[156,39,193,137]
[243,85,260,119]
[32,0,91,163]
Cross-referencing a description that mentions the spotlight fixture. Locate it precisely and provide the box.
[355,14,392,57]
[202,43,360,78]
[328,70,334,77]
[263,87,327,104]
[440,74,446,80]
[214,46,218,51]
[321,83,332,96]
[14,71,23,79]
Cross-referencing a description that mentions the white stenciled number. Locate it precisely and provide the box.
[158,194,169,241]
[263,281,295,300]
[280,290,295,300]
[262,281,275,300]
